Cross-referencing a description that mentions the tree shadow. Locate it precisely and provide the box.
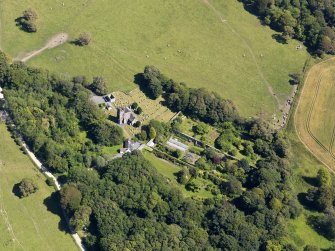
[133,73,155,99]
[297,192,318,211]
[306,215,329,240]
[272,34,288,44]
[302,176,318,187]
[43,191,70,233]
[12,183,22,198]
[108,114,118,123]
[69,40,82,46]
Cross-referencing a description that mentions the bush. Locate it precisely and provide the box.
[17,178,38,197]
[17,9,38,33]
[135,107,143,115]
[131,102,138,110]
[91,76,107,96]
[76,33,91,46]
[46,177,55,187]
[134,121,141,128]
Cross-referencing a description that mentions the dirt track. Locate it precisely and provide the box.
[14,33,68,62]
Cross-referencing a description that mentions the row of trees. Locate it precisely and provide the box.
[139,66,239,124]
[242,0,335,54]
[301,169,335,241]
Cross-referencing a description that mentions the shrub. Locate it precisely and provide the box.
[18,178,38,197]
[76,33,91,46]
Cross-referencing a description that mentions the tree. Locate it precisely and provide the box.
[131,102,138,110]
[18,9,38,33]
[70,206,92,231]
[60,184,82,212]
[134,121,141,127]
[91,76,107,95]
[186,181,200,192]
[23,9,38,21]
[136,107,143,114]
[193,122,210,135]
[316,168,331,187]
[265,240,283,251]
[76,33,91,46]
[17,178,38,198]
[177,169,190,184]
[90,121,123,146]
[149,127,157,139]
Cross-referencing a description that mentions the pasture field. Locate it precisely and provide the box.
[295,58,335,172]
[0,123,78,251]
[0,0,308,117]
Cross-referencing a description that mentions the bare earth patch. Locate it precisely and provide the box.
[14,33,69,62]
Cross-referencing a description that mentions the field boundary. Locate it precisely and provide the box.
[294,57,335,173]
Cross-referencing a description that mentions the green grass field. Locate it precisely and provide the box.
[0,0,308,117]
[142,151,213,198]
[0,123,78,251]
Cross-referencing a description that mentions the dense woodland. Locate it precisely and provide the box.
[242,0,335,54]
[0,52,334,250]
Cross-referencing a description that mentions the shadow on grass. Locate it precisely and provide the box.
[12,183,22,198]
[302,176,318,187]
[272,34,288,44]
[43,191,70,233]
[133,73,156,100]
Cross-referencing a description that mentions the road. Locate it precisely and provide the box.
[1,92,85,251]
[21,140,86,251]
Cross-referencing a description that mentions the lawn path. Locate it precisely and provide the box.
[14,33,69,62]
[202,0,279,113]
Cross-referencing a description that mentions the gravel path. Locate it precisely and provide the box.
[14,33,69,62]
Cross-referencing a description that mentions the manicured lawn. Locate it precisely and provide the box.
[0,123,78,251]
[0,0,308,118]
[142,151,213,199]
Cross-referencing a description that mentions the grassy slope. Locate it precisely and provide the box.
[0,123,78,251]
[0,0,308,117]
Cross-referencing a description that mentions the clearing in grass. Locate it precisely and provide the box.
[0,123,78,251]
[0,0,308,118]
